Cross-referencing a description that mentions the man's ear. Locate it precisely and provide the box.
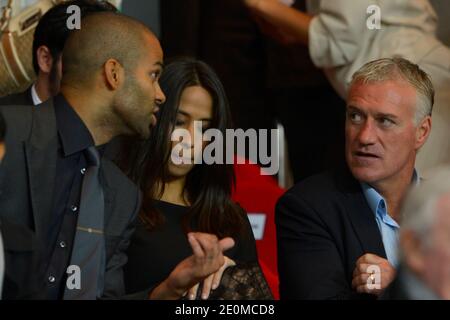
[104,59,125,90]
[36,46,54,74]
[415,115,432,150]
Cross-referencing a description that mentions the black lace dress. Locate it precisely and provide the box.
[124,200,272,300]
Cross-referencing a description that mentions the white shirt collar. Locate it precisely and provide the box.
[31,84,43,106]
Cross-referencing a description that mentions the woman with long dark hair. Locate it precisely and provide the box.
[122,58,272,300]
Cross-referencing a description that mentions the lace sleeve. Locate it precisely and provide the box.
[183,262,274,300]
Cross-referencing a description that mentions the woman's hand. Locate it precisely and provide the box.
[185,256,237,300]
[148,233,235,300]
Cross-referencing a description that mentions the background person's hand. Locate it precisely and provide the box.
[243,0,278,10]
[243,0,262,9]
[352,253,396,296]
[186,256,236,300]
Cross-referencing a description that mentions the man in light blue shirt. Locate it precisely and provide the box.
[361,170,419,268]
[345,57,434,297]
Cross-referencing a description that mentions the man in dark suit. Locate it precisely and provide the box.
[0,0,117,106]
[0,11,233,301]
[276,57,434,299]
[0,12,164,300]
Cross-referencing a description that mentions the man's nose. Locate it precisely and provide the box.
[155,83,166,106]
[357,119,377,145]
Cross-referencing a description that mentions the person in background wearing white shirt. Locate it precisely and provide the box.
[243,0,450,174]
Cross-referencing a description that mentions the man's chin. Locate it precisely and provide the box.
[349,165,383,184]
[122,124,151,140]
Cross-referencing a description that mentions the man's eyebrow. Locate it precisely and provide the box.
[375,112,399,119]
[347,105,363,112]
[177,111,212,122]
[347,105,399,119]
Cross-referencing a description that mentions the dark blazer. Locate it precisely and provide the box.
[0,99,142,299]
[0,218,46,300]
[275,168,387,300]
[0,87,33,106]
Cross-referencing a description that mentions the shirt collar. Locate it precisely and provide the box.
[360,169,420,221]
[361,183,386,218]
[31,84,43,106]
[54,94,95,157]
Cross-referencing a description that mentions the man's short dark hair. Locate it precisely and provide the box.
[62,12,155,86]
[32,0,117,74]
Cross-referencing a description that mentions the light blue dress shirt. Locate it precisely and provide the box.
[361,171,419,267]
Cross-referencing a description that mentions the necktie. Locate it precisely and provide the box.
[64,146,105,300]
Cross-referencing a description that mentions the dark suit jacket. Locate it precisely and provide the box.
[275,168,387,300]
[0,87,33,106]
[0,99,142,299]
[0,218,46,300]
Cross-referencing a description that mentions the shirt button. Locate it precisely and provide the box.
[59,241,66,248]
[48,276,56,283]
[71,205,78,212]
[81,168,86,175]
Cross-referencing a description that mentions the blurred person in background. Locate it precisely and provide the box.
[384,166,450,300]
[161,0,345,183]
[0,0,117,106]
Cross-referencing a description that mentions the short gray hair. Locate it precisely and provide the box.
[401,166,450,246]
[350,57,435,125]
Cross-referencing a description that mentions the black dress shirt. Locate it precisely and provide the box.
[45,94,95,299]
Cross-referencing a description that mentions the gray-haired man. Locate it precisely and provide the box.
[276,57,434,299]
